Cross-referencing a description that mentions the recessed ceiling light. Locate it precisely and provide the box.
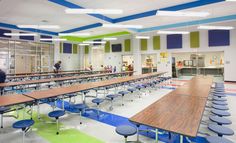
[156,10,210,17]
[102,24,143,29]
[197,25,234,30]
[4,33,38,36]
[17,25,60,29]
[40,38,67,41]
[58,33,91,36]
[65,8,123,14]
[157,31,189,34]
[135,36,150,39]
[103,37,117,41]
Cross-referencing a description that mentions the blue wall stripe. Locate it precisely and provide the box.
[48,0,113,23]
[139,14,236,33]
[0,22,58,36]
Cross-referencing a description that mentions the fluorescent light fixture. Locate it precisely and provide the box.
[197,25,234,30]
[156,10,210,17]
[59,33,90,36]
[157,30,190,34]
[65,8,123,14]
[40,38,67,41]
[83,41,106,44]
[4,33,38,36]
[102,24,143,29]
[79,43,90,46]
[17,25,60,29]
[135,36,150,39]
[103,37,117,41]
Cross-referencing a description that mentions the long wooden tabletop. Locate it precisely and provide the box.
[129,76,213,137]
[6,70,101,80]
[24,72,166,100]
[0,71,134,88]
[0,94,34,107]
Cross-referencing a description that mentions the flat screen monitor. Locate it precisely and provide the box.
[112,44,122,52]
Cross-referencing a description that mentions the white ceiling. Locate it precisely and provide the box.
[118,2,236,28]
[0,0,236,36]
[68,0,195,19]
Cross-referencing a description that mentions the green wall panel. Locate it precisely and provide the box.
[105,41,110,53]
[59,42,63,53]
[190,31,200,48]
[140,39,148,51]
[153,36,161,50]
[124,39,131,52]
[85,46,89,54]
[73,44,78,54]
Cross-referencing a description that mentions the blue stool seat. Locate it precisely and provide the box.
[211,109,231,117]
[135,84,144,89]
[213,101,228,106]
[212,105,229,110]
[118,91,129,95]
[106,94,120,99]
[0,106,11,114]
[73,103,87,110]
[213,97,227,101]
[13,119,34,130]
[65,93,77,98]
[128,88,136,92]
[48,110,65,119]
[208,124,234,137]
[81,90,89,94]
[209,116,232,125]
[213,94,226,98]
[116,125,137,137]
[92,98,104,105]
[206,136,233,143]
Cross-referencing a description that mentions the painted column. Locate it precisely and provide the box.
[132,34,142,75]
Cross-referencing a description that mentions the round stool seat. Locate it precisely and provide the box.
[81,90,89,94]
[209,116,232,125]
[48,110,65,118]
[206,136,233,143]
[73,103,87,111]
[128,88,136,92]
[12,119,34,130]
[212,105,229,110]
[66,93,77,98]
[208,124,234,136]
[116,125,137,137]
[211,109,231,117]
[0,106,11,114]
[213,94,226,98]
[213,101,228,106]
[118,91,129,95]
[106,94,119,100]
[92,98,104,105]
[213,97,227,101]
[135,84,144,89]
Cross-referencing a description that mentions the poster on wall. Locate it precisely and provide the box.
[160,52,168,63]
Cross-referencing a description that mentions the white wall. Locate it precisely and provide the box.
[53,29,236,81]
[92,29,236,81]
